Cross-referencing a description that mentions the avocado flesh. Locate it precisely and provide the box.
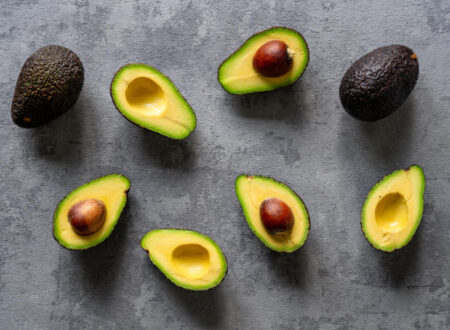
[235,175,310,252]
[361,165,425,252]
[111,64,196,139]
[218,27,309,94]
[141,229,227,290]
[53,174,130,250]
[11,45,84,128]
[339,45,419,121]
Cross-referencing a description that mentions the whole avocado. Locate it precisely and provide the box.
[11,45,84,128]
[339,45,419,121]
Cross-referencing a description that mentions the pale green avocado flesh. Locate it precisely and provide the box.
[111,64,196,139]
[235,175,310,252]
[53,174,130,250]
[361,165,425,252]
[141,229,227,290]
[218,27,309,94]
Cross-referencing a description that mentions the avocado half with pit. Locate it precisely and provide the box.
[111,64,196,139]
[218,27,309,94]
[141,229,227,290]
[235,175,310,252]
[362,165,425,252]
[53,174,130,250]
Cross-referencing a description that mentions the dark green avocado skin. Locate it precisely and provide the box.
[339,45,419,121]
[11,45,84,128]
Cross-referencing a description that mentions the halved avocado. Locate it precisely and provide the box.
[141,229,227,290]
[361,165,425,252]
[111,64,196,139]
[53,174,130,250]
[218,27,309,94]
[235,175,310,252]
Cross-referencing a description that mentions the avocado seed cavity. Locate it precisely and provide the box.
[125,77,167,116]
[253,40,293,77]
[68,199,106,235]
[260,197,294,234]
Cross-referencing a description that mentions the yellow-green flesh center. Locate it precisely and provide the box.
[375,193,408,233]
[171,244,211,280]
[125,77,167,116]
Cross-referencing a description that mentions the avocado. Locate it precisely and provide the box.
[235,175,310,252]
[110,64,196,140]
[141,229,227,290]
[361,165,425,252]
[218,27,309,94]
[53,174,130,250]
[339,45,419,121]
[11,45,84,128]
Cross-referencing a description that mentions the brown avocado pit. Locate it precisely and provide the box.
[68,199,106,235]
[260,197,294,234]
[252,40,293,77]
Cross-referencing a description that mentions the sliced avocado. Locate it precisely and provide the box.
[235,175,310,252]
[361,165,425,252]
[11,45,84,128]
[339,45,419,121]
[111,64,196,139]
[53,174,130,250]
[141,229,227,290]
[218,27,309,94]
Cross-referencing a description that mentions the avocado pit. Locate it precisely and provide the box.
[68,199,106,235]
[260,197,294,234]
[253,40,293,77]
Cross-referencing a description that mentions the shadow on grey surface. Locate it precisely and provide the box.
[23,97,88,163]
[143,257,225,328]
[64,194,132,298]
[355,222,422,289]
[265,243,309,288]
[378,224,422,289]
[225,81,306,121]
[138,126,196,169]
[337,96,415,169]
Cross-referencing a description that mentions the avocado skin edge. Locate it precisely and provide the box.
[360,165,425,253]
[141,229,228,291]
[339,45,419,121]
[236,174,310,253]
[52,174,130,251]
[218,26,310,94]
[110,63,196,140]
[11,45,84,128]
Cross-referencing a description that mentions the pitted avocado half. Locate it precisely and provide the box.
[111,64,196,139]
[218,27,309,94]
[362,165,425,252]
[141,229,227,290]
[235,175,310,252]
[53,174,130,250]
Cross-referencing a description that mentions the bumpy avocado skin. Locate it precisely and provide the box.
[339,45,419,121]
[11,45,84,128]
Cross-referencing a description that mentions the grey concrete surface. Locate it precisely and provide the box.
[0,1,449,329]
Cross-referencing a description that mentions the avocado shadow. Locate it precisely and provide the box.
[225,80,307,122]
[137,126,197,170]
[377,227,422,289]
[338,96,415,167]
[64,194,133,299]
[24,95,90,164]
[265,242,310,288]
[143,256,225,328]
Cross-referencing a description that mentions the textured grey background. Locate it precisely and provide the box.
[0,1,449,329]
